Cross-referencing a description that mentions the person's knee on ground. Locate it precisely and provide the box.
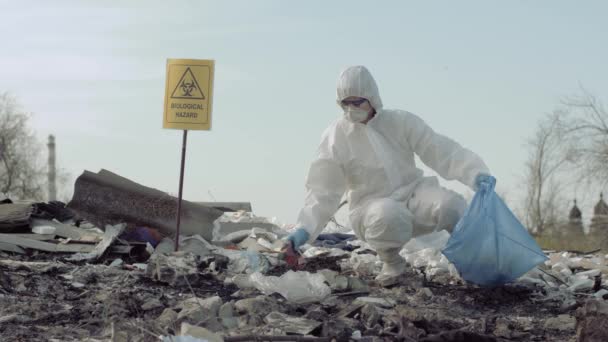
[361,198,413,281]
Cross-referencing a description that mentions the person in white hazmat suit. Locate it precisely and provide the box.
[284,65,495,285]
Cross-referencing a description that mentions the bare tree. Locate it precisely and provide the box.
[522,113,574,235]
[0,93,45,200]
[559,88,608,187]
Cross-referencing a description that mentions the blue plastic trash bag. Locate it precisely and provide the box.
[442,180,548,286]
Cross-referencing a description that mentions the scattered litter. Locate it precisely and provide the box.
[67,223,126,261]
[594,289,608,299]
[109,258,123,268]
[223,250,271,274]
[165,322,223,342]
[353,296,396,308]
[146,251,201,286]
[176,296,223,332]
[0,182,605,341]
[212,211,284,241]
[32,225,56,235]
[249,271,331,303]
[32,218,102,242]
[263,311,322,335]
[568,278,595,292]
[403,230,450,253]
[303,246,349,258]
[343,253,381,277]
[155,235,215,257]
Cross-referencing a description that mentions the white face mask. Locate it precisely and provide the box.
[344,108,369,123]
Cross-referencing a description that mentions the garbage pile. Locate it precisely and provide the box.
[1,171,607,341]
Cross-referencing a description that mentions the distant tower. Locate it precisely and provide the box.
[569,199,582,223]
[47,135,56,201]
[590,193,608,235]
[555,199,585,239]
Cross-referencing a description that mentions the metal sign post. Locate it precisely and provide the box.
[163,58,214,251]
[175,130,188,251]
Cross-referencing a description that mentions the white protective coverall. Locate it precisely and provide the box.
[295,65,490,280]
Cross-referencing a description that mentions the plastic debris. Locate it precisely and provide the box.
[303,246,349,258]
[403,230,450,253]
[146,252,200,286]
[154,235,214,257]
[227,251,271,274]
[354,296,397,308]
[32,225,56,235]
[263,311,322,335]
[343,253,382,276]
[109,258,123,268]
[594,289,608,299]
[249,270,331,303]
[568,278,594,292]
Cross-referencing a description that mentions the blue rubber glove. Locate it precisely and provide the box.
[474,173,496,192]
[286,228,310,249]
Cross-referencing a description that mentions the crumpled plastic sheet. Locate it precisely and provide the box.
[401,247,460,280]
[212,212,287,241]
[399,230,460,280]
[341,252,382,276]
[249,270,331,303]
[403,230,450,253]
[235,228,284,253]
[217,211,274,224]
[154,235,216,257]
[215,249,271,274]
[162,337,208,342]
[302,246,349,258]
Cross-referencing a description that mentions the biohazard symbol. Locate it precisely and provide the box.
[171,67,205,99]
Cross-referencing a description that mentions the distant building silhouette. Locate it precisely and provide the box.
[589,193,608,235]
[554,199,585,238]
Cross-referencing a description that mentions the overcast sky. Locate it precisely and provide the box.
[1,0,607,225]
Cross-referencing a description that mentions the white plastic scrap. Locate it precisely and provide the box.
[577,269,601,278]
[32,225,56,235]
[221,250,270,274]
[237,227,284,252]
[303,246,349,258]
[594,289,608,299]
[354,296,397,308]
[249,271,331,304]
[402,230,450,254]
[215,229,252,244]
[568,278,594,292]
[343,253,382,276]
[519,267,547,285]
[212,212,286,241]
[218,211,272,224]
[397,230,462,282]
[162,337,209,342]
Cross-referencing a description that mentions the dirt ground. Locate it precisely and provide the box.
[0,251,581,342]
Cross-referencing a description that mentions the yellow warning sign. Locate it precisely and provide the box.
[163,59,214,130]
